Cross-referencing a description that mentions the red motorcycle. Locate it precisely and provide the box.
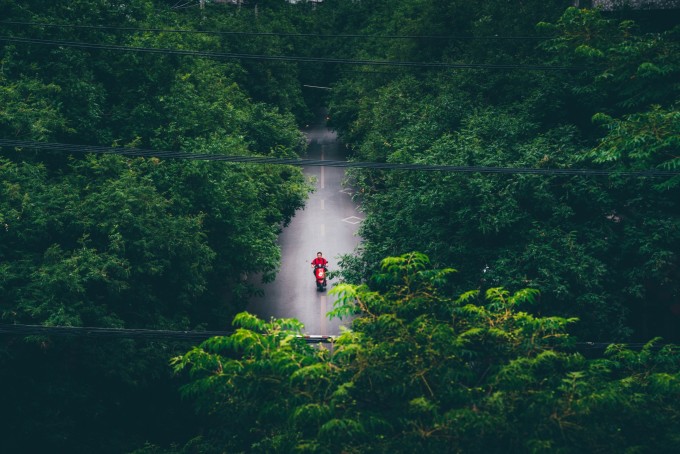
[314,265,328,291]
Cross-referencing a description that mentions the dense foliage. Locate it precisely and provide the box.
[0,0,313,451]
[323,2,680,342]
[171,253,680,453]
[1,0,679,452]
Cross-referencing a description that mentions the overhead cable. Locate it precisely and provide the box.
[574,341,673,350]
[0,324,669,350]
[0,36,585,71]
[0,323,333,343]
[1,139,677,178]
[0,20,553,41]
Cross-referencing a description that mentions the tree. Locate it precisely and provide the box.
[172,253,680,453]
[326,3,680,342]
[0,1,312,451]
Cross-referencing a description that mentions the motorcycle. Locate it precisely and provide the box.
[314,265,328,291]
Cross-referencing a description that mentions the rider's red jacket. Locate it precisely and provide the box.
[311,257,328,268]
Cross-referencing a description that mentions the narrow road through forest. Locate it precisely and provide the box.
[246,115,362,336]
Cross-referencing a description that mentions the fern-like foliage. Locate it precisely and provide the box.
[174,254,680,453]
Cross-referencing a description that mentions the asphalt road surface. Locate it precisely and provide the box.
[246,117,362,336]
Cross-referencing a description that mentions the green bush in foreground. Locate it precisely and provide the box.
[171,253,680,453]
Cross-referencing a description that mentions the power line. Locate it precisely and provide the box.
[302,84,332,90]
[0,323,333,343]
[170,0,201,10]
[0,20,553,41]
[0,324,668,350]
[573,341,673,351]
[1,139,677,178]
[0,36,585,71]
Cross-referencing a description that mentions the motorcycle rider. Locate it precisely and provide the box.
[311,251,328,273]
[311,251,329,290]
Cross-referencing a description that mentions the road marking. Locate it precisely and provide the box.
[320,146,325,188]
[342,216,363,225]
[320,294,327,334]
[321,199,325,210]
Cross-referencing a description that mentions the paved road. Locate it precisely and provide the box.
[246,117,362,336]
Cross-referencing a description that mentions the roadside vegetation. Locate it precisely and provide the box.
[0,0,678,452]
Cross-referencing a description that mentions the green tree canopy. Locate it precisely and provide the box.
[326,5,680,342]
[172,253,680,453]
[0,1,313,451]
